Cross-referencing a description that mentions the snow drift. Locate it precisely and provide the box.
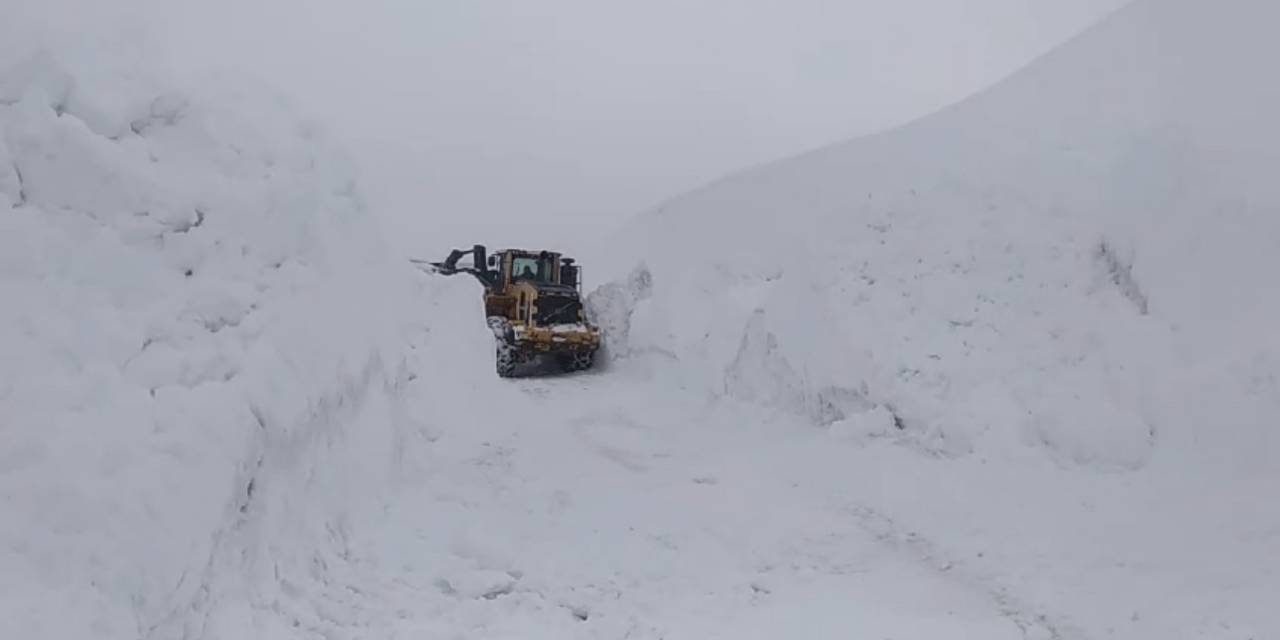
[596,0,1280,471]
[0,36,425,638]
[587,0,1280,636]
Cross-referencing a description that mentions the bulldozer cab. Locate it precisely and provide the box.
[498,250,578,287]
[416,244,598,376]
[482,249,584,324]
[509,253,553,283]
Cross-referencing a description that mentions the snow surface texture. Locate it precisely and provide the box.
[6,1,1280,639]
[589,0,1280,637]
[0,38,425,638]
[0,40,1055,638]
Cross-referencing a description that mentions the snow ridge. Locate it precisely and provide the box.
[0,45,417,639]
[584,0,1280,636]
[598,0,1280,473]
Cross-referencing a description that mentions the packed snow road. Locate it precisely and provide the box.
[203,269,1275,640]
[254,278,1277,640]
[271,344,1039,640]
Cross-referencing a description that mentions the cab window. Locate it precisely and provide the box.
[512,256,550,282]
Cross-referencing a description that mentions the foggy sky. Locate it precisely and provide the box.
[12,0,1127,254]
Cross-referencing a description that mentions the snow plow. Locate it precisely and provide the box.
[412,245,601,377]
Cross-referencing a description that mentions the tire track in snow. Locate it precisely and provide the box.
[838,503,1086,640]
[569,410,658,473]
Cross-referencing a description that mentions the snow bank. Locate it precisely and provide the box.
[595,0,1280,473]
[583,1,1280,635]
[0,37,422,638]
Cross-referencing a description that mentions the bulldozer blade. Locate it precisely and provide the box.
[409,258,453,275]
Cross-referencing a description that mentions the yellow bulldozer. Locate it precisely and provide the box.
[415,245,601,377]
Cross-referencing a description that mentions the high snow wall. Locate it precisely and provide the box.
[590,0,1280,472]
[0,36,425,638]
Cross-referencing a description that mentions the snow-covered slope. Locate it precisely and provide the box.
[0,38,426,638]
[589,0,1280,636]
[7,1,1279,638]
[598,0,1279,468]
